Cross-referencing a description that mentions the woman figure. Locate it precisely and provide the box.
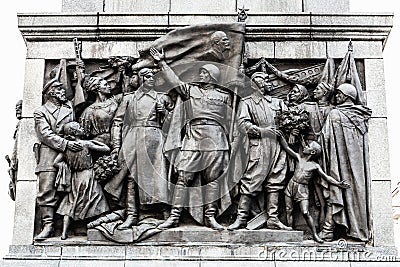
[312,82,334,133]
[55,122,110,240]
[287,84,311,108]
[79,77,120,148]
[287,83,331,142]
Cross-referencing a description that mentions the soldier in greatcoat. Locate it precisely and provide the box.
[228,72,291,231]
[106,67,174,229]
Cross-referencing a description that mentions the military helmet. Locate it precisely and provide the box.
[337,83,357,101]
[200,64,221,83]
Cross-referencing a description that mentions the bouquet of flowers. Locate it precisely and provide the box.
[275,106,310,144]
[93,155,121,184]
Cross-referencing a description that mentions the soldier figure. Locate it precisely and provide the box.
[33,79,82,240]
[107,67,174,229]
[228,72,291,231]
[150,48,232,231]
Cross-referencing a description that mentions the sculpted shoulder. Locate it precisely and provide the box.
[327,108,342,121]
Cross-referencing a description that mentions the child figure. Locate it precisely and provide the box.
[278,134,350,243]
[55,122,110,240]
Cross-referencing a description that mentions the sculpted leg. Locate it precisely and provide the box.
[35,172,58,241]
[158,172,191,229]
[300,200,323,243]
[204,181,225,231]
[34,206,55,241]
[227,194,252,231]
[61,216,71,240]
[266,192,292,231]
[285,195,294,228]
[118,174,138,229]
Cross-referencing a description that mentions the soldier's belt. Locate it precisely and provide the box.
[190,119,220,126]
[130,121,161,128]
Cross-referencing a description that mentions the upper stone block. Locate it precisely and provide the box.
[63,0,350,14]
[62,0,104,12]
[104,0,170,13]
[237,0,302,13]
[303,0,350,13]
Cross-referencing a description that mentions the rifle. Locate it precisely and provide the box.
[73,38,86,108]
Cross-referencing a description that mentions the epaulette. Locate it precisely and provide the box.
[241,95,252,100]
[215,88,231,95]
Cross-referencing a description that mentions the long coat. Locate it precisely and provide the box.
[237,92,288,195]
[107,88,173,205]
[321,103,372,241]
[34,101,75,173]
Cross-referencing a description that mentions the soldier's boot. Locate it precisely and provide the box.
[204,204,224,231]
[266,192,292,231]
[34,206,55,241]
[157,207,181,229]
[227,194,252,231]
[61,215,71,240]
[204,182,224,231]
[318,202,334,241]
[158,183,186,230]
[118,179,138,230]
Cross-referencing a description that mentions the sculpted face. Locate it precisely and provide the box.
[253,77,266,94]
[73,124,85,137]
[199,69,212,84]
[335,90,347,104]
[50,86,67,103]
[288,86,302,102]
[129,74,139,89]
[313,84,326,100]
[98,79,111,95]
[217,34,231,52]
[212,31,231,53]
[142,72,155,88]
[302,145,315,155]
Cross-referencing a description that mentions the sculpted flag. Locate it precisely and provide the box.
[334,41,366,105]
[132,23,246,85]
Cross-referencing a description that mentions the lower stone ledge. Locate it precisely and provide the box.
[1,259,400,267]
[4,242,398,262]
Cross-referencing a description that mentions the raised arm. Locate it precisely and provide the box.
[277,132,300,161]
[316,165,350,189]
[149,47,189,99]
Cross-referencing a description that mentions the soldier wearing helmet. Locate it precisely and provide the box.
[319,82,372,242]
[335,83,357,104]
[150,47,232,231]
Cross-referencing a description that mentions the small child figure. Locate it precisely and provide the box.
[55,122,110,240]
[278,134,350,243]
